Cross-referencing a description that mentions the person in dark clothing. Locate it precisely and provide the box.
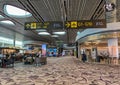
[5,53,14,67]
[34,54,41,66]
[96,55,101,62]
[82,54,87,62]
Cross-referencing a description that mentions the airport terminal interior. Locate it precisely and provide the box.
[0,0,120,85]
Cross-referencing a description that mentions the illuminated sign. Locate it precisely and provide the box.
[25,21,63,30]
[65,19,106,29]
[42,44,47,56]
[25,19,106,30]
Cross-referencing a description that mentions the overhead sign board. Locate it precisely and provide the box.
[65,19,106,29]
[25,21,63,30]
[24,19,106,30]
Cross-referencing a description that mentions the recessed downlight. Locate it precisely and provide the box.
[77,32,80,35]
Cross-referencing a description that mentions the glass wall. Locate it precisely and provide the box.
[0,36,23,48]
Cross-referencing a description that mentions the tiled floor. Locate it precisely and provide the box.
[0,56,120,85]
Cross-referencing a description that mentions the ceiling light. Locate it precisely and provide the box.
[0,15,4,19]
[53,31,66,35]
[36,29,47,32]
[38,32,50,35]
[51,35,59,37]
[4,5,32,18]
[77,32,80,35]
[0,20,15,25]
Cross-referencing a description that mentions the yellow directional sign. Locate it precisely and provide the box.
[65,19,106,29]
[25,22,63,30]
[31,23,37,29]
[71,21,77,28]
[84,22,93,26]
[25,19,106,30]
[65,22,70,28]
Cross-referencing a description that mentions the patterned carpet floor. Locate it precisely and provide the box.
[0,56,120,85]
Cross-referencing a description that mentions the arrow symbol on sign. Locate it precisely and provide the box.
[65,22,70,28]
[26,24,31,28]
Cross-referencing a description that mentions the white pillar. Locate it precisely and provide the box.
[108,38,118,58]
[108,38,119,65]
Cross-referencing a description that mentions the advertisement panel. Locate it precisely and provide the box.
[42,44,47,57]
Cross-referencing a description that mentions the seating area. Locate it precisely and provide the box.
[24,56,47,65]
[0,57,14,68]
[0,54,47,68]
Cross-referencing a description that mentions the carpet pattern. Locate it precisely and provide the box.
[0,56,120,85]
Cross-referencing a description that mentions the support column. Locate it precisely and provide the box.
[78,44,80,58]
[91,48,97,62]
[111,0,116,22]
[13,34,16,47]
[106,0,116,22]
[108,38,119,64]
[76,42,78,58]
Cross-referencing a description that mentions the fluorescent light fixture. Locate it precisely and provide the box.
[4,5,32,18]
[36,29,47,32]
[51,35,59,37]
[0,20,15,25]
[38,32,50,35]
[0,15,4,18]
[53,31,66,35]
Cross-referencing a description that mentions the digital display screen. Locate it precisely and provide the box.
[42,44,47,56]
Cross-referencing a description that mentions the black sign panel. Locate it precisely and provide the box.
[24,19,106,30]
[65,19,106,29]
[25,21,63,30]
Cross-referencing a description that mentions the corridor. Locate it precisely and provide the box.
[0,56,120,85]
